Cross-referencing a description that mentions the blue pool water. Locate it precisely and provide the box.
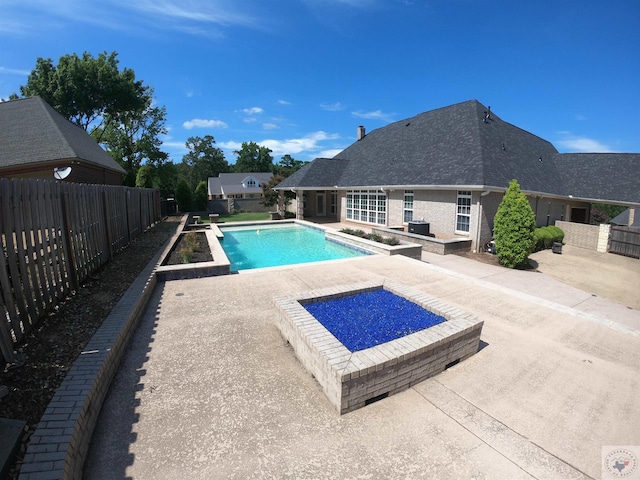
[220,224,367,272]
[304,289,446,352]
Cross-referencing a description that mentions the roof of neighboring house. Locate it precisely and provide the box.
[0,96,126,175]
[208,172,273,196]
[277,100,640,205]
[610,208,638,226]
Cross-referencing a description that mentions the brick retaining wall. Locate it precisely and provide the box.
[18,223,180,479]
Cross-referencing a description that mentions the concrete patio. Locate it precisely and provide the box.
[85,249,640,479]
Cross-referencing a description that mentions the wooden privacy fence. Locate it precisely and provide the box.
[0,178,160,363]
[609,226,640,259]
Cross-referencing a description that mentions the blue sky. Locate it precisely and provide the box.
[1,0,639,165]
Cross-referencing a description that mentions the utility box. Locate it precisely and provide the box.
[408,221,430,236]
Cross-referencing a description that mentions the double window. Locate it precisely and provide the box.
[403,190,414,223]
[456,191,472,233]
[346,190,386,225]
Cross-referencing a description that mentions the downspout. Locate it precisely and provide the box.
[474,190,492,252]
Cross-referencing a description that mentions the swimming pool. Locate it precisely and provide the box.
[220,223,369,272]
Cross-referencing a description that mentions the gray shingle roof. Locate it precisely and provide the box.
[277,100,640,205]
[0,96,126,174]
[554,153,640,203]
[208,172,273,196]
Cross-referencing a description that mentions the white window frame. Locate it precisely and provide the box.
[403,190,414,223]
[345,190,386,225]
[455,190,472,234]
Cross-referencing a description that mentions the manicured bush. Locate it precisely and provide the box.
[548,225,565,243]
[533,225,565,251]
[366,233,383,243]
[493,179,536,268]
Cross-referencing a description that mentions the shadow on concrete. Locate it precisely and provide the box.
[83,283,166,479]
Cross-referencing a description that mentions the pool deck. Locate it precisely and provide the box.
[85,249,640,479]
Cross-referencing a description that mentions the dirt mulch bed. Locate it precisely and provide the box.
[454,249,538,270]
[165,231,213,265]
[0,216,181,479]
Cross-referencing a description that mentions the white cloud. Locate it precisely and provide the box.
[352,109,393,121]
[320,102,345,111]
[220,131,340,158]
[241,106,263,115]
[575,114,587,121]
[218,140,242,151]
[278,99,291,105]
[0,66,31,76]
[556,133,614,153]
[1,0,261,39]
[319,148,343,158]
[183,118,228,129]
[263,123,279,130]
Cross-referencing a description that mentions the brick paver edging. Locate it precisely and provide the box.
[18,219,184,480]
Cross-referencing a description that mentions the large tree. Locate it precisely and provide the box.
[96,93,168,186]
[181,136,228,189]
[233,141,273,173]
[20,51,146,140]
[273,154,306,177]
[20,51,168,184]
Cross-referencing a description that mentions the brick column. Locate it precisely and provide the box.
[597,223,610,253]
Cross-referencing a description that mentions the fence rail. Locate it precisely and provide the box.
[0,178,160,363]
[609,226,640,259]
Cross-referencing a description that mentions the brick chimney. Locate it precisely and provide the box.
[357,125,366,141]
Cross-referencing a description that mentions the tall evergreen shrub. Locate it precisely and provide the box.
[493,179,536,268]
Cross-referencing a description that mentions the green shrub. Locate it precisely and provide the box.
[548,225,564,243]
[533,225,565,251]
[365,233,383,243]
[175,179,193,212]
[383,237,400,246]
[193,181,208,211]
[494,179,536,268]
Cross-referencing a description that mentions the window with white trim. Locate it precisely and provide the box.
[456,190,472,233]
[403,190,414,223]
[346,190,386,225]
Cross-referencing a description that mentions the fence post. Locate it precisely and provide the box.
[60,187,79,291]
[102,189,113,261]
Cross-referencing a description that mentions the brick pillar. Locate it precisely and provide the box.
[629,208,635,226]
[296,193,304,220]
[597,223,610,253]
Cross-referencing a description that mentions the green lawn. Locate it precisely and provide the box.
[216,212,271,222]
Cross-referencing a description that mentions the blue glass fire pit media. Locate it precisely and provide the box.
[303,289,446,352]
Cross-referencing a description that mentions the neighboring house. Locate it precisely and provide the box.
[0,96,126,185]
[207,172,273,199]
[276,100,640,251]
[611,208,638,227]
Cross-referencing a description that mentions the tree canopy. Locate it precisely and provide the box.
[19,51,168,186]
[233,141,273,173]
[181,136,229,189]
[273,154,307,177]
[20,51,146,139]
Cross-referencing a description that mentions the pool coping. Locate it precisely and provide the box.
[274,279,484,414]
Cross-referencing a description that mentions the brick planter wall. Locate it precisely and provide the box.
[275,280,483,414]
